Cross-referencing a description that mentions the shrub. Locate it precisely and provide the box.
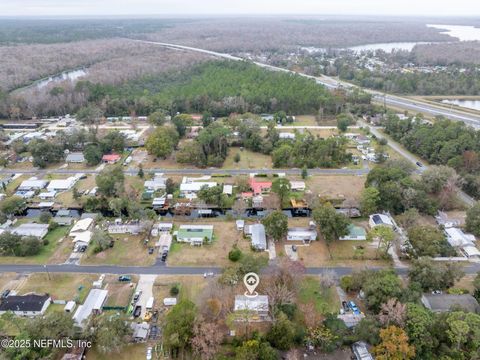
[228,247,242,262]
[170,284,180,296]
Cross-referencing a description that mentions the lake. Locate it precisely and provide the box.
[441,99,480,111]
[36,69,87,89]
[427,24,480,41]
[348,42,433,52]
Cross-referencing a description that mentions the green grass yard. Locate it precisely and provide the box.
[298,276,339,315]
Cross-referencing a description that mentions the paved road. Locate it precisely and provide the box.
[364,122,476,207]
[0,167,369,176]
[0,263,478,276]
[132,39,480,127]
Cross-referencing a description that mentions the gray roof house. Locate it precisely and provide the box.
[245,224,267,251]
[131,322,150,342]
[11,223,49,239]
[65,153,85,163]
[0,294,51,317]
[72,289,108,328]
[421,294,480,313]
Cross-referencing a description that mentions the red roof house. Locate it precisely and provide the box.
[249,178,272,195]
[102,154,121,163]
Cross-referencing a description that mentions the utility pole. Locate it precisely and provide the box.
[43,264,50,281]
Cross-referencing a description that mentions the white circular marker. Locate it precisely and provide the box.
[243,272,260,297]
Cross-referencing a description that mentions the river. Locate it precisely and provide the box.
[427,24,480,41]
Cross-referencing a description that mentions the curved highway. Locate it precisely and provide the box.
[132,39,480,127]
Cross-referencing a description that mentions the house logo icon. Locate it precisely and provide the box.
[243,272,260,297]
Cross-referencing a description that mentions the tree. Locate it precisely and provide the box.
[28,139,64,168]
[235,339,277,360]
[445,311,480,356]
[474,272,480,301]
[198,185,227,208]
[234,153,241,163]
[267,312,296,350]
[163,299,197,358]
[101,131,126,154]
[312,203,350,244]
[354,269,403,312]
[262,210,288,242]
[39,211,52,224]
[378,299,406,328]
[301,166,308,179]
[191,320,223,360]
[172,114,192,138]
[306,325,339,352]
[148,110,167,126]
[336,114,353,132]
[367,225,395,257]
[91,229,112,253]
[407,225,451,257]
[360,187,380,215]
[228,247,242,262]
[96,165,124,197]
[0,232,42,257]
[76,105,103,124]
[409,257,464,291]
[84,144,103,166]
[145,126,179,159]
[137,165,144,178]
[93,316,132,354]
[271,178,291,208]
[0,196,26,216]
[421,165,461,194]
[405,303,435,358]
[465,202,480,236]
[373,326,415,360]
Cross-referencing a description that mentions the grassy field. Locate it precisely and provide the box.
[298,276,339,315]
[0,272,18,292]
[81,234,156,266]
[166,220,265,267]
[104,276,136,307]
[152,275,207,305]
[0,226,71,265]
[18,273,97,302]
[306,175,366,202]
[223,147,273,169]
[55,175,97,207]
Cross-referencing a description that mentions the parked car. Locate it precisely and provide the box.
[291,245,297,252]
[118,275,131,282]
[133,290,142,302]
[146,346,152,360]
[148,247,154,255]
[1,289,10,299]
[109,240,115,248]
[133,305,142,318]
[161,251,168,262]
[348,301,361,315]
[79,245,87,253]
[416,161,423,167]
[149,325,159,339]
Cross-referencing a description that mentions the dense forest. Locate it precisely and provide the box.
[75,61,338,117]
[384,115,480,198]
[337,64,480,95]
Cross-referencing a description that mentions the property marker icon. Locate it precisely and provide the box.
[243,272,260,296]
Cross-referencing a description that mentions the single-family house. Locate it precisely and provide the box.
[421,294,480,313]
[70,218,94,235]
[11,223,49,239]
[340,224,367,241]
[180,182,217,196]
[71,231,93,246]
[54,209,75,226]
[66,153,85,163]
[39,191,57,199]
[249,177,272,195]
[290,181,305,192]
[244,224,267,250]
[287,227,317,243]
[0,294,51,317]
[18,177,48,191]
[156,233,172,252]
[144,174,167,191]
[234,295,270,321]
[107,222,143,235]
[176,224,214,245]
[131,322,150,342]
[47,177,78,192]
[14,190,35,199]
[351,341,374,360]
[223,184,233,196]
[102,153,121,164]
[72,289,108,328]
[444,227,475,248]
[152,197,166,208]
[369,214,396,230]
[157,222,173,232]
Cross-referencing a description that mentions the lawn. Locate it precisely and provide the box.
[18,273,97,302]
[81,234,156,266]
[306,175,366,202]
[0,272,18,292]
[0,226,71,265]
[55,175,97,207]
[104,276,136,308]
[152,275,207,305]
[223,147,273,169]
[86,344,148,360]
[292,115,318,126]
[166,220,265,267]
[298,276,339,315]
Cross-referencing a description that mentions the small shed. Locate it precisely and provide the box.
[64,301,76,313]
[163,298,177,306]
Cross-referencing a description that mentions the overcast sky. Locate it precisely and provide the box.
[1,0,480,17]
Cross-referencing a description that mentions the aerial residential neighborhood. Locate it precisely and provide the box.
[1,4,480,360]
